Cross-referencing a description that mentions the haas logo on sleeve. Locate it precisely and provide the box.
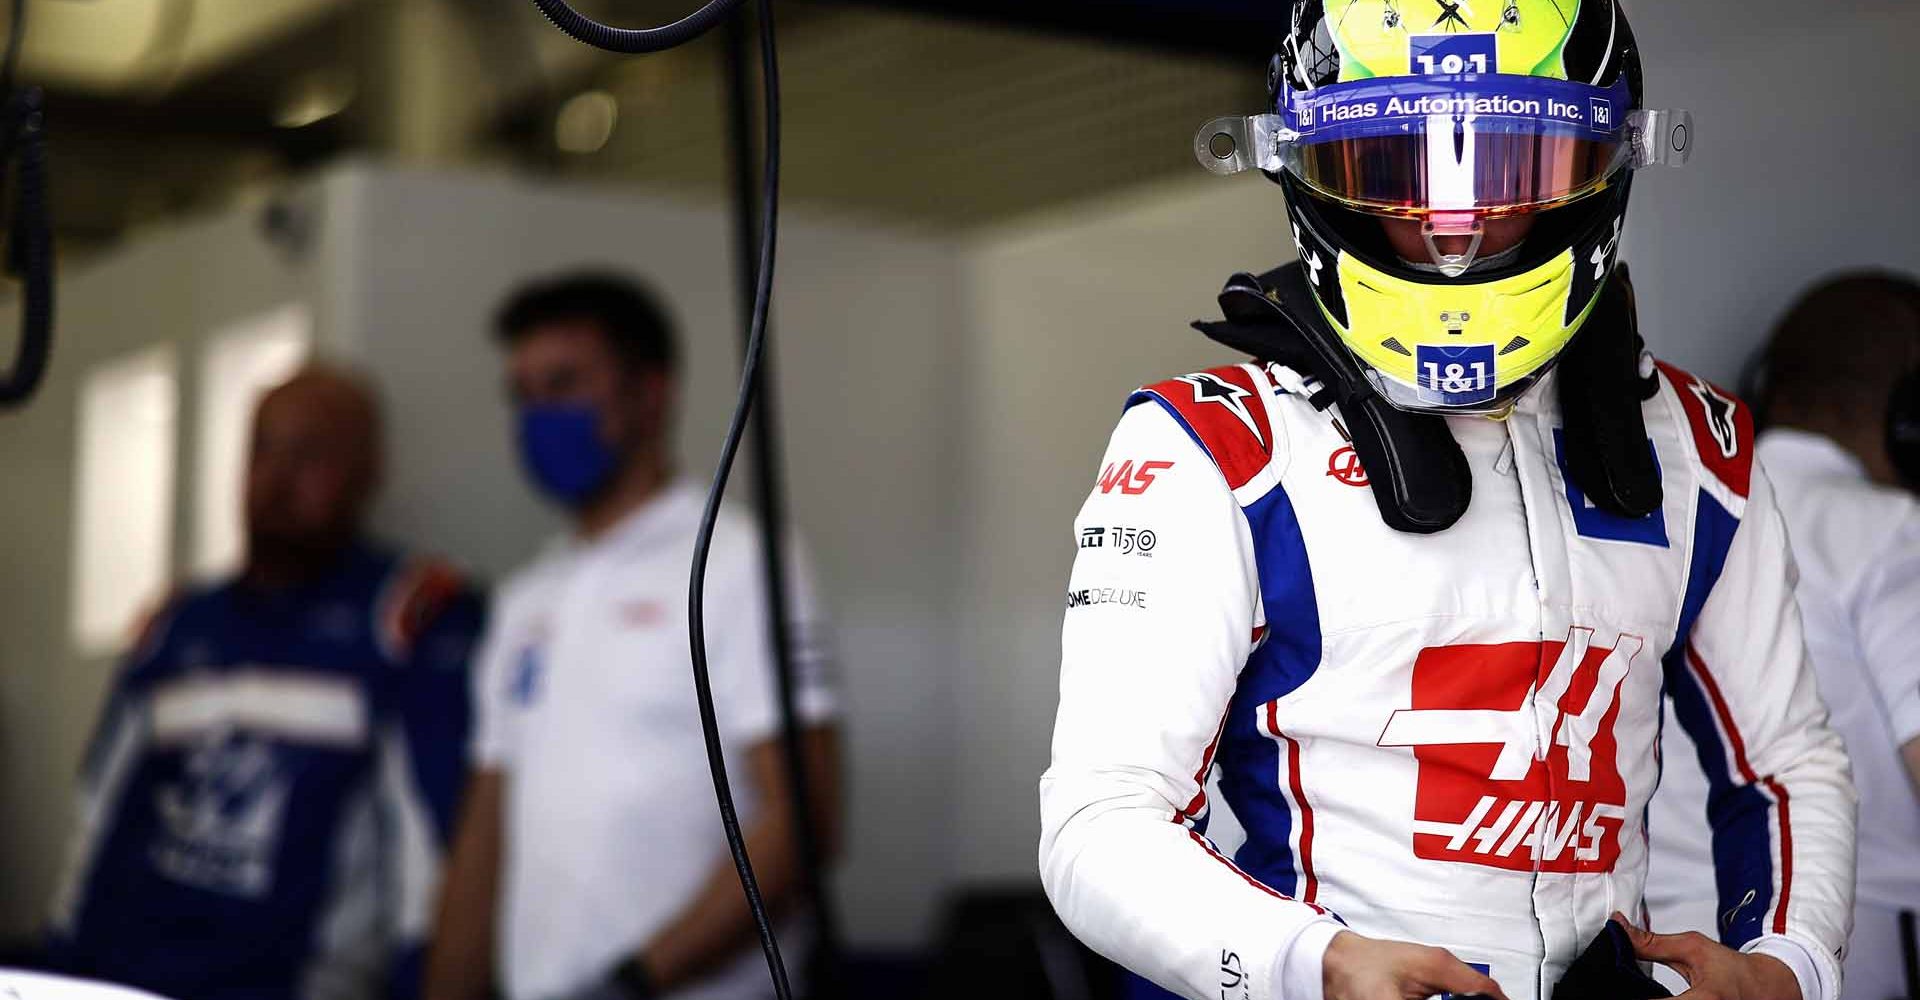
[1098,460,1175,496]
[1378,628,1642,873]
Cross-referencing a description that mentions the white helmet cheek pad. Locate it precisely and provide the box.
[1197,73,1691,213]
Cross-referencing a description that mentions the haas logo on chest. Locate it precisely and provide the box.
[1378,628,1643,873]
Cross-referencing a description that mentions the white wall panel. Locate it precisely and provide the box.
[192,305,312,578]
[69,347,178,655]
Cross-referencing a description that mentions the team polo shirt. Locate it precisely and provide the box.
[472,479,837,1000]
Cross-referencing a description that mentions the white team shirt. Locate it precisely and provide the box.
[1648,429,1920,1000]
[472,478,838,1000]
[0,971,174,1000]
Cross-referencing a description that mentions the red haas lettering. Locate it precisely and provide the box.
[1376,628,1641,874]
[1099,460,1174,496]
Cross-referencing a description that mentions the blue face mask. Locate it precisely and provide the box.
[517,403,621,507]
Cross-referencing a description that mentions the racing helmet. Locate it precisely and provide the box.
[1197,0,1692,413]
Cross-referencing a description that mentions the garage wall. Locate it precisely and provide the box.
[1602,0,1920,381]
[0,164,964,948]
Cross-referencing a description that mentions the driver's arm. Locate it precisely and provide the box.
[1040,402,1345,1000]
[1666,460,1856,1000]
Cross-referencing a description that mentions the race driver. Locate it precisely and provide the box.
[1038,4,1857,1000]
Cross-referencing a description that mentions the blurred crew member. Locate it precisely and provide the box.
[424,273,840,1000]
[1649,273,1920,1000]
[48,366,486,1000]
[1039,4,1857,1000]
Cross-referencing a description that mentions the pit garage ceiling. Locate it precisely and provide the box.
[25,0,1270,241]
[538,3,1267,227]
[20,0,350,94]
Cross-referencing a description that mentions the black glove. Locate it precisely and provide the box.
[612,957,657,1000]
[544,980,629,1000]
[547,957,656,1000]
[1552,921,1672,1000]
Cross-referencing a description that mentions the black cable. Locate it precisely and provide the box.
[719,8,844,994]
[684,3,788,989]
[1901,910,1918,1000]
[523,2,793,998]
[526,0,748,53]
[0,0,53,410]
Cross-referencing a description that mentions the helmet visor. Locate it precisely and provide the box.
[1288,116,1623,216]
[1197,75,1691,214]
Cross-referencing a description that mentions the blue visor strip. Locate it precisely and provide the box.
[1282,74,1633,144]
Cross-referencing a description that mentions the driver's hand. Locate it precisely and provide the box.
[1322,930,1511,1000]
[1614,913,1803,1000]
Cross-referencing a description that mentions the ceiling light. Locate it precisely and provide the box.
[274,70,355,129]
[555,90,619,154]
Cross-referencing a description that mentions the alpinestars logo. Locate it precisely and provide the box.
[1377,628,1643,873]
[1689,379,1740,459]
[1175,373,1265,445]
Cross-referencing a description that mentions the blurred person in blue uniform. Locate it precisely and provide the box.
[424,274,841,1000]
[1648,273,1920,1000]
[47,366,487,1000]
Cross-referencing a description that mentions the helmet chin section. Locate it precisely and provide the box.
[1366,364,1553,417]
[1279,168,1632,415]
[1329,245,1589,413]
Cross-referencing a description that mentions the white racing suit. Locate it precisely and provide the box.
[1039,361,1856,1000]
